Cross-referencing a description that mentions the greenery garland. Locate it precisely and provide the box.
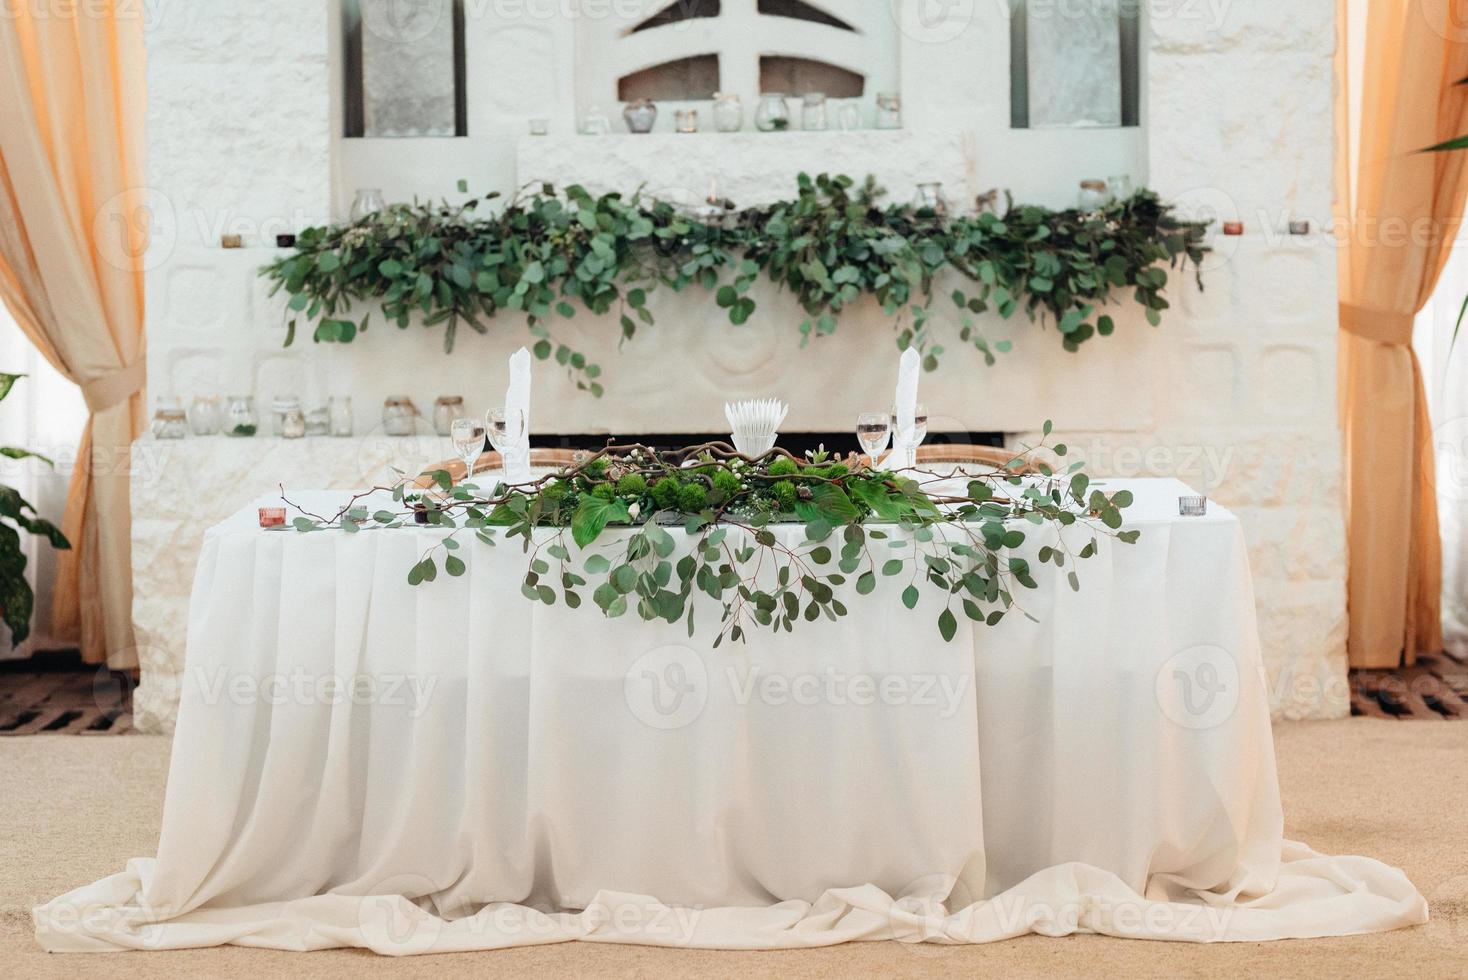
[0,373,69,645]
[262,174,1209,396]
[286,429,1138,645]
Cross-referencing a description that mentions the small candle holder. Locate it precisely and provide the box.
[528,117,550,136]
[1178,495,1208,517]
[1288,220,1310,236]
[1222,221,1244,236]
[220,234,243,249]
[258,507,287,528]
[674,109,699,133]
[275,233,297,248]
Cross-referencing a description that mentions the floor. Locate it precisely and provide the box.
[2,719,1466,978]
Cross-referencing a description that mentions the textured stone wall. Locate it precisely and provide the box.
[137,1,1348,728]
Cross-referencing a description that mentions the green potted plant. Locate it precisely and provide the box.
[0,372,69,646]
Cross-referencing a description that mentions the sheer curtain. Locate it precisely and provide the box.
[0,304,87,658]
[1415,246,1468,658]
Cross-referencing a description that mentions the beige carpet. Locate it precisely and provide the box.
[3,720,1465,979]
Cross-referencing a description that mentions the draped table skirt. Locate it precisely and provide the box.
[35,480,1426,952]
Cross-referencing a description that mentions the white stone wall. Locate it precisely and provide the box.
[137,0,1348,728]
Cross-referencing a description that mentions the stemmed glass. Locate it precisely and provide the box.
[890,403,929,468]
[486,407,527,481]
[856,412,891,463]
[450,417,487,488]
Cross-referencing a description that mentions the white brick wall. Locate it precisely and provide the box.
[135,1,1349,727]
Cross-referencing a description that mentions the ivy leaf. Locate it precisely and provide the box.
[571,494,629,548]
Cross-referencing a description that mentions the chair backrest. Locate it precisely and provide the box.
[915,444,1037,474]
[412,448,585,490]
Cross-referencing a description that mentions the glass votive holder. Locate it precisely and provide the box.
[876,92,902,129]
[433,395,463,437]
[800,92,827,131]
[382,396,419,437]
[188,394,220,436]
[258,507,287,528]
[271,395,306,439]
[528,117,550,136]
[224,396,257,437]
[674,109,698,133]
[712,92,743,132]
[1106,174,1134,201]
[329,396,353,437]
[151,398,188,440]
[836,100,862,131]
[304,404,330,437]
[755,93,790,132]
[1178,496,1208,517]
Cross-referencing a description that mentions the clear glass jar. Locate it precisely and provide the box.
[913,182,948,217]
[580,106,611,135]
[188,394,220,436]
[875,92,902,130]
[623,99,657,133]
[433,395,463,437]
[712,92,743,132]
[382,396,419,437]
[1078,180,1111,211]
[1106,174,1134,201]
[836,100,863,131]
[224,396,257,437]
[674,108,698,133]
[329,396,353,437]
[755,93,790,132]
[304,404,331,437]
[271,395,305,439]
[350,188,385,222]
[152,397,187,440]
[800,92,827,131]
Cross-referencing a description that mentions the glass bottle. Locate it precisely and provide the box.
[800,92,828,131]
[350,188,386,222]
[755,93,791,132]
[836,100,862,131]
[304,404,331,437]
[875,92,902,130]
[188,394,220,436]
[224,396,258,437]
[329,396,353,437]
[1106,174,1134,201]
[433,395,463,437]
[712,92,743,132]
[674,108,699,133]
[580,106,612,135]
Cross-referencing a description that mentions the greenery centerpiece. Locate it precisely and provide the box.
[262,174,1209,396]
[287,428,1137,645]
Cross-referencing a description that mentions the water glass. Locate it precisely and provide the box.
[856,412,891,460]
[451,417,487,486]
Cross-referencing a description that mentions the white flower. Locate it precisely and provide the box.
[628,502,641,521]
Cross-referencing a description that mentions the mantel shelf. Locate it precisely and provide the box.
[516,129,974,208]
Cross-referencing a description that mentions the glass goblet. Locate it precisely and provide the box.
[856,412,891,463]
[450,417,487,487]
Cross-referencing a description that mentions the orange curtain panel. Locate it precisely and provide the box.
[0,5,147,667]
[1335,0,1468,667]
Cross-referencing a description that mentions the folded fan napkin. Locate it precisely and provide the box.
[504,347,532,482]
[892,348,921,469]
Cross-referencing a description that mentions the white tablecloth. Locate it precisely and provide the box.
[35,479,1425,953]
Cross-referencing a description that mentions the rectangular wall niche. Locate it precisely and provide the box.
[343,0,467,137]
[1010,0,1140,128]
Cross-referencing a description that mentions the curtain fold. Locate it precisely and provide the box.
[0,5,146,667]
[1334,0,1468,668]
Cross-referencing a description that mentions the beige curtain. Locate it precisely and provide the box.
[0,6,146,668]
[1335,0,1468,667]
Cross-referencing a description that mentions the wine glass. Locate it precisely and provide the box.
[856,412,891,462]
[486,407,527,481]
[892,404,927,448]
[450,417,486,487]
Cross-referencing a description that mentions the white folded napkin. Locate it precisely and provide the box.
[504,347,532,482]
[892,348,920,469]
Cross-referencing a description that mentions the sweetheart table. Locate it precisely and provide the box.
[35,477,1425,953]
